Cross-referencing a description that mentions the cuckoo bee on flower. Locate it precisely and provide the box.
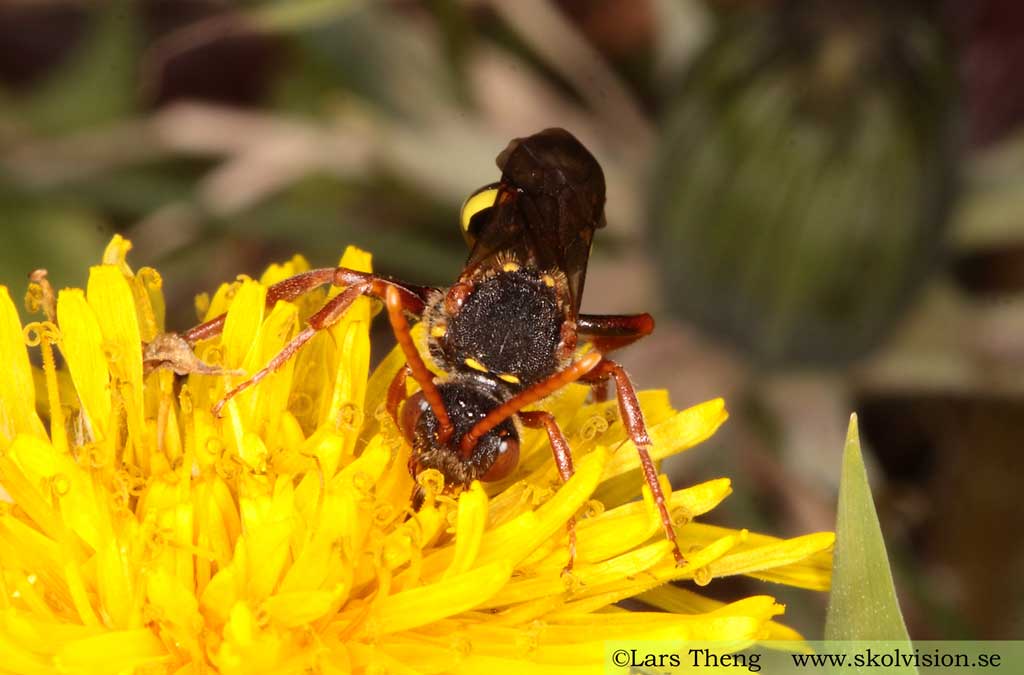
[152,128,680,567]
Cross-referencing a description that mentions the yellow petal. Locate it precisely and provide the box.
[54,628,168,673]
[0,631,56,674]
[362,559,513,636]
[86,265,146,457]
[240,477,299,601]
[262,586,346,627]
[639,586,806,642]
[738,536,835,590]
[319,246,372,436]
[0,287,45,447]
[678,524,835,588]
[147,567,203,661]
[491,448,605,562]
[199,541,246,627]
[56,289,111,442]
[600,398,728,481]
[220,279,266,367]
[245,300,299,426]
[482,541,670,610]
[443,482,488,579]
[746,554,834,590]
[411,447,607,583]
[571,478,733,565]
[361,339,409,442]
[0,450,64,542]
[258,254,310,286]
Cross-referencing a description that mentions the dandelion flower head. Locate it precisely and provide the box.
[0,236,834,673]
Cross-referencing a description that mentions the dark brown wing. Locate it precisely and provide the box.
[462,128,606,313]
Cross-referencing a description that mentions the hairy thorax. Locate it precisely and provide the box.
[425,266,573,390]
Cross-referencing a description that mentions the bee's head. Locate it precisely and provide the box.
[401,379,519,484]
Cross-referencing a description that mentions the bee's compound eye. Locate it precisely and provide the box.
[480,435,520,481]
[400,391,431,442]
[459,183,500,245]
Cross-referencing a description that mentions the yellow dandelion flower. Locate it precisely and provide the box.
[0,237,834,674]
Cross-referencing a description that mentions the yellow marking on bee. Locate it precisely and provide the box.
[464,357,489,373]
[542,274,556,287]
[498,373,521,385]
[502,262,521,273]
[430,325,447,338]
[460,186,500,237]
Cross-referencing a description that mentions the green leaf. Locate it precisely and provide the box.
[825,415,915,669]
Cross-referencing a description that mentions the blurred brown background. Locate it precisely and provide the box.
[1,0,1022,640]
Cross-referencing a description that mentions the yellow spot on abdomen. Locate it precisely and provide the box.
[502,262,521,273]
[498,373,521,385]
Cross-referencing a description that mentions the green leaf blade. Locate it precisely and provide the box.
[825,414,916,673]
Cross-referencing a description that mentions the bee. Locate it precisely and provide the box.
[153,129,681,566]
